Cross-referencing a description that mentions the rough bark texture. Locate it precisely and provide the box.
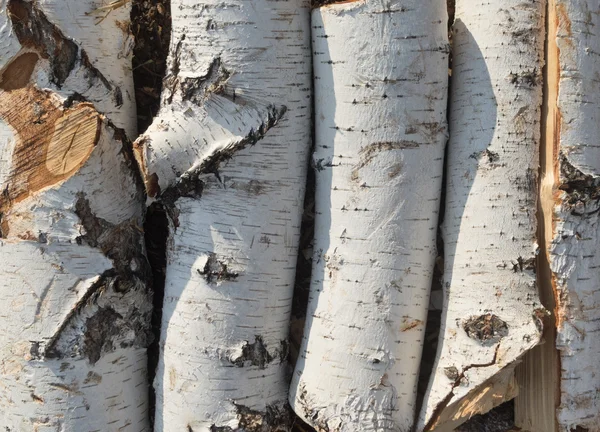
[550,1,600,430]
[289,1,449,431]
[418,1,546,431]
[0,0,151,430]
[133,0,312,430]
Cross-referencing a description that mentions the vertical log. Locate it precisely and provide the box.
[418,1,546,430]
[289,1,449,430]
[133,0,313,429]
[0,1,151,429]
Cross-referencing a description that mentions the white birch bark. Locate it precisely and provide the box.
[0,1,151,430]
[133,0,312,430]
[550,1,600,429]
[288,1,449,430]
[417,1,546,430]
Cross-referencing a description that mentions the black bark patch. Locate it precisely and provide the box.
[79,50,112,90]
[233,336,273,369]
[180,57,230,103]
[463,314,508,343]
[211,403,291,432]
[559,153,600,215]
[470,149,500,164]
[74,193,149,279]
[508,68,539,87]
[7,0,78,86]
[83,307,123,364]
[198,253,239,284]
[511,256,536,273]
[74,194,112,248]
[444,366,459,381]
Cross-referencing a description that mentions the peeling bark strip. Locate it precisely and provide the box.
[136,0,312,430]
[288,1,449,431]
[0,0,150,430]
[546,1,600,430]
[417,1,545,431]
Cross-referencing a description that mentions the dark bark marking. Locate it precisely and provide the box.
[211,403,291,432]
[351,141,419,181]
[7,0,78,86]
[180,57,230,103]
[559,152,600,216]
[42,192,152,362]
[313,0,363,8]
[165,33,185,104]
[469,149,500,165]
[532,308,550,333]
[43,273,111,359]
[159,105,287,206]
[233,336,273,369]
[508,68,539,88]
[198,253,239,284]
[83,307,123,364]
[295,383,332,432]
[463,314,508,344]
[511,256,536,273]
[74,193,149,279]
[79,50,112,90]
[444,366,459,381]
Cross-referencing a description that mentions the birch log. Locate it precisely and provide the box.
[288,1,449,430]
[549,1,600,430]
[0,1,151,430]
[133,0,312,430]
[417,1,546,430]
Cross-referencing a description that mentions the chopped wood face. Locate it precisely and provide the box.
[0,53,100,219]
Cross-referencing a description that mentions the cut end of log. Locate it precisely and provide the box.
[0,51,39,91]
[0,81,101,213]
[46,104,100,177]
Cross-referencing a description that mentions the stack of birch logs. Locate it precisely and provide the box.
[0,0,598,431]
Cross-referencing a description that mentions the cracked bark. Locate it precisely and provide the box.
[0,0,151,430]
[132,0,312,430]
[417,1,546,430]
[288,1,449,431]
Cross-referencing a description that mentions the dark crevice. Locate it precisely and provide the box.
[456,400,516,432]
[143,202,169,428]
[131,0,172,134]
[131,1,171,429]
